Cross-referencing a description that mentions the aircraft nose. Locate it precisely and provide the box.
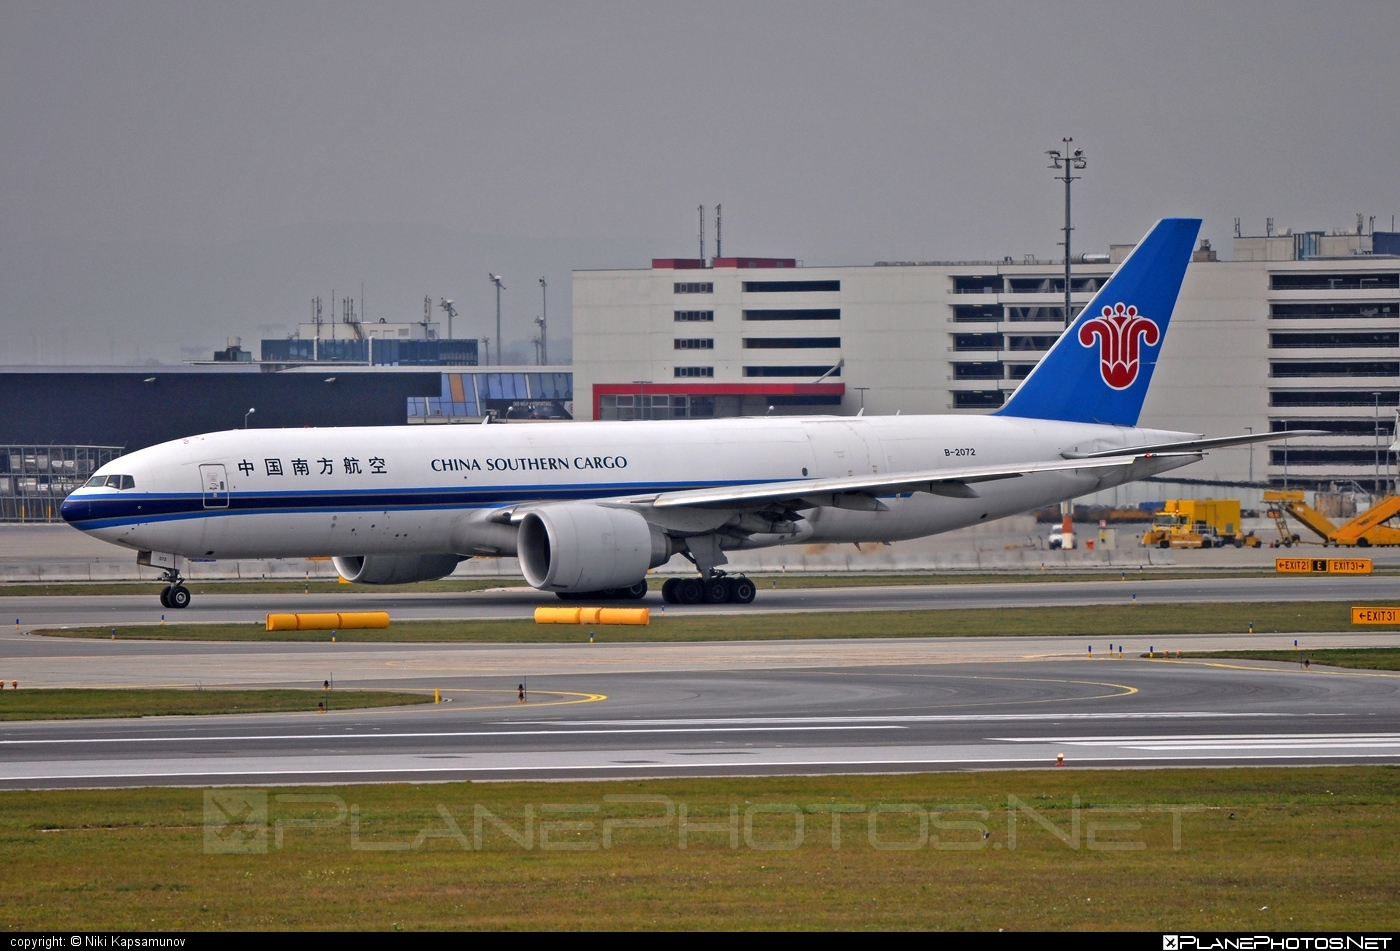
[59,495,90,524]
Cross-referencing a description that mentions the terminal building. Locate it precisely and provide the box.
[573,225,1400,496]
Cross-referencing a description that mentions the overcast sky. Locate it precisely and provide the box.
[2,2,1397,365]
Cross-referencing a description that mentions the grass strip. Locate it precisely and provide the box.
[38,599,1400,642]
[6,567,1395,598]
[0,688,433,720]
[1173,648,1400,671]
[0,767,1396,930]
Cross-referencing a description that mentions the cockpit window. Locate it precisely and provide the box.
[98,475,136,490]
[85,476,106,487]
[121,475,135,490]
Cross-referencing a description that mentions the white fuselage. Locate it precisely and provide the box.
[62,414,1197,561]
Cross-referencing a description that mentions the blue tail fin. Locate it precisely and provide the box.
[995,217,1201,426]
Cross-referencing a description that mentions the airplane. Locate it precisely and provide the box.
[60,217,1311,609]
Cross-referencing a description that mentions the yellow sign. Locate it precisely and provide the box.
[1352,606,1400,625]
[1276,558,1372,575]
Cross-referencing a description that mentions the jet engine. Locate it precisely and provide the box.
[517,503,673,593]
[332,553,463,585]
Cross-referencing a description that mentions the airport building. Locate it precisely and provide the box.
[573,226,1400,496]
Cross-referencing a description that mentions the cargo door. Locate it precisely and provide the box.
[199,464,229,508]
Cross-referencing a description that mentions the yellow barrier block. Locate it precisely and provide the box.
[1352,606,1400,625]
[534,607,582,624]
[599,608,649,625]
[336,611,391,629]
[533,606,650,626]
[1277,557,1373,574]
[264,611,390,632]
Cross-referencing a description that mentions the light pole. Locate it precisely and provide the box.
[244,407,256,429]
[1046,139,1086,549]
[537,278,548,366]
[855,387,870,413]
[488,274,506,365]
[1046,138,1087,329]
[1245,425,1254,483]
[438,298,456,340]
[633,380,651,421]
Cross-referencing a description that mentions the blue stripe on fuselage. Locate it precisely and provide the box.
[60,479,769,530]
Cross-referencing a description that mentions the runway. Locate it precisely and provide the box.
[6,573,1400,629]
[3,637,1399,788]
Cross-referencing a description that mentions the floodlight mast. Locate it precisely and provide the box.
[536,277,548,365]
[488,274,506,365]
[1046,138,1087,329]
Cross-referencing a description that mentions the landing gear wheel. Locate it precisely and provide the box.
[661,578,681,604]
[703,577,730,603]
[159,586,172,608]
[624,580,649,600]
[678,578,704,604]
[169,585,191,609]
[730,576,757,604]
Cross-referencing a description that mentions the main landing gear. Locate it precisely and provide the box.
[157,568,192,610]
[660,574,757,605]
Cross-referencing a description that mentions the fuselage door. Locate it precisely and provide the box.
[199,464,230,508]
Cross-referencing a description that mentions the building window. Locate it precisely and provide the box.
[674,310,714,322]
[601,394,715,420]
[1270,391,1399,407]
[674,282,714,294]
[953,390,1005,408]
[953,276,1001,294]
[1270,332,1399,349]
[953,362,1004,380]
[1005,306,1071,323]
[1007,335,1060,351]
[742,338,840,349]
[674,339,714,350]
[743,309,840,321]
[743,365,841,378]
[952,333,1003,351]
[1005,277,1100,294]
[742,280,839,293]
[1270,302,1399,319]
[674,366,714,378]
[1271,418,1396,436]
[1007,364,1036,380]
[1269,449,1396,466]
[1270,361,1399,378]
[952,305,1000,323]
[1270,273,1399,291]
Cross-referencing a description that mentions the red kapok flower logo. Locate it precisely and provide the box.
[1078,302,1160,390]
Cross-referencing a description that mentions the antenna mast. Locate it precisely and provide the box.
[716,204,722,258]
[698,205,705,261]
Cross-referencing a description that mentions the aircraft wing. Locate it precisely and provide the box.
[646,453,1163,510]
[1061,430,1326,460]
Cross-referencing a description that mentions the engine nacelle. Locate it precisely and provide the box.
[517,503,671,592]
[332,553,463,585]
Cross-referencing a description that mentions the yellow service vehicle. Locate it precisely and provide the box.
[1140,499,1260,549]
[1264,489,1400,547]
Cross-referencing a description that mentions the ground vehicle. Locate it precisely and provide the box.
[1048,526,1074,550]
[1265,489,1400,547]
[1140,499,1260,549]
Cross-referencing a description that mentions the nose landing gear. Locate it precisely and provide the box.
[157,568,192,609]
[661,573,757,605]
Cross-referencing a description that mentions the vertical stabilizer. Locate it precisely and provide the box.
[995,217,1201,426]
